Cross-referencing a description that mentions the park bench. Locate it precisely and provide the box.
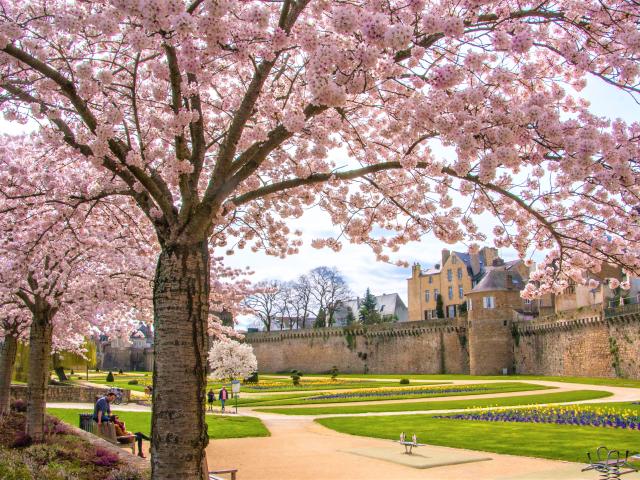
[209,468,238,480]
[79,413,136,454]
[582,447,639,479]
[395,432,425,455]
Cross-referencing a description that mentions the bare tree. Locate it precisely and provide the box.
[309,267,352,327]
[243,280,281,332]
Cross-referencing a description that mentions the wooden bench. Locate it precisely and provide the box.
[209,469,238,480]
[79,414,136,454]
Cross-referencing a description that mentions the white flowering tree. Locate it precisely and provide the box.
[208,340,257,381]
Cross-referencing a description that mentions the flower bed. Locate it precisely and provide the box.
[307,385,491,401]
[0,409,148,480]
[435,405,640,430]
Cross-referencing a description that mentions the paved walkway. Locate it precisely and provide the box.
[48,379,640,480]
[208,379,640,480]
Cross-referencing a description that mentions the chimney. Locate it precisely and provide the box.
[480,247,499,268]
[470,252,481,277]
[442,249,451,266]
[411,263,421,278]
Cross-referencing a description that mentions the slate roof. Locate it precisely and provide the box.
[470,263,525,293]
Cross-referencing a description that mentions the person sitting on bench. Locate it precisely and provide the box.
[112,415,151,458]
[93,392,116,424]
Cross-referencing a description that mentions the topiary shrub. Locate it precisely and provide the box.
[290,369,303,386]
[118,369,124,374]
[245,372,259,384]
[128,379,139,385]
[330,366,339,380]
[106,371,115,382]
[399,378,410,385]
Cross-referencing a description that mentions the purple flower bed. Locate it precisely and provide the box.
[306,387,490,401]
[434,407,640,429]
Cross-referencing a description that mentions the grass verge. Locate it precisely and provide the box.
[47,408,270,439]
[316,405,639,463]
[242,382,551,407]
[292,373,640,389]
[254,390,612,415]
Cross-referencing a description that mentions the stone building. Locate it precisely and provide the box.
[408,247,513,320]
[333,293,409,325]
[97,323,154,372]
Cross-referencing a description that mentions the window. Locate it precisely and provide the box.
[467,299,473,311]
[379,305,385,312]
[457,268,462,280]
[434,289,439,298]
[425,290,430,302]
[424,310,429,320]
[452,255,457,264]
[429,276,433,284]
[483,296,496,309]
[524,298,532,305]
[447,269,453,282]
[448,286,453,300]
[458,286,464,299]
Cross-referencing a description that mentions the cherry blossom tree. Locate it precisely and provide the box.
[0,135,154,440]
[0,299,29,415]
[208,339,257,381]
[0,1,639,477]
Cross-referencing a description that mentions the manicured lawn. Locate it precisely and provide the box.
[254,390,612,415]
[210,379,427,393]
[47,409,269,439]
[295,373,640,389]
[241,382,550,407]
[316,408,639,463]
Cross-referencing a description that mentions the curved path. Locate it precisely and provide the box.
[206,379,640,480]
[47,378,640,479]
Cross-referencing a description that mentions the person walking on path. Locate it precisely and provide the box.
[219,386,228,413]
[207,389,215,412]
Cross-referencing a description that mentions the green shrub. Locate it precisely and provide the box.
[290,370,303,386]
[245,372,259,384]
[127,379,139,385]
[330,366,339,380]
[106,371,114,382]
[118,369,123,374]
[399,378,410,385]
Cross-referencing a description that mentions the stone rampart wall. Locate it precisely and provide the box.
[514,311,640,378]
[249,310,640,379]
[247,320,469,374]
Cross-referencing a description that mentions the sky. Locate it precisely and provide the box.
[2,77,638,329]
[224,78,640,327]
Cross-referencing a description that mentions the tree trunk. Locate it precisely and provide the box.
[152,241,210,480]
[0,333,18,415]
[26,310,53,441]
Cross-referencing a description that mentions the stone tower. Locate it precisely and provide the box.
[467,262,524,375]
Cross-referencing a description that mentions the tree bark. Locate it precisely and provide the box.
[26,310,53,440]
[152,241,210,480]
[0,333,18,415]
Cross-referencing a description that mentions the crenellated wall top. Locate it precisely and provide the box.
[245,318,467,343]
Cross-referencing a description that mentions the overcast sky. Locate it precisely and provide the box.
[2,78,638,329]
